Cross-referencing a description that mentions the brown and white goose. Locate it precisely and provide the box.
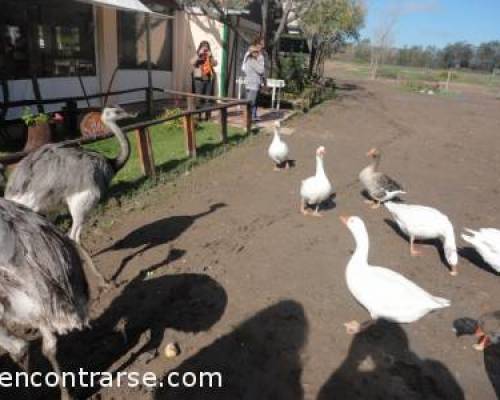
[359,148,405,208]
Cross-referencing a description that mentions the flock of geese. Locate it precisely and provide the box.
[0,107,498,398]
[269,121,500,350]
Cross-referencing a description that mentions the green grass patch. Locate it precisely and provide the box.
[85,122,245,187]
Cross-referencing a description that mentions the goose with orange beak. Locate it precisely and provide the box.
[359,148,405,209]
[341,215,450,334]
[300,146,333,217]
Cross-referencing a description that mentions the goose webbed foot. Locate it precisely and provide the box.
[364,199,381,209]
[344,320,375,335]
[473,335,490,351]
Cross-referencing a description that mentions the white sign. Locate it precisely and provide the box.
[266,79,286,89]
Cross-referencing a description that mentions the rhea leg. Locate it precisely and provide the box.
[40,326,71,400]
[76,243,110,289]
[67,191,99,244]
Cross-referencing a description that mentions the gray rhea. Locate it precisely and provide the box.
[0,197,89,400]
[5,106,135,244]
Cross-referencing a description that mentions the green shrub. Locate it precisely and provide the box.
[160,107,183,129]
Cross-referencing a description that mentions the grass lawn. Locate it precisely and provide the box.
[84,120,246,193]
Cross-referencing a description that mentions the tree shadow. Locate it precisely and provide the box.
[318,320,464,400]
[0,270,228,399]
[155,300,308,400]
[458,247,500,277]
[95,203,226,281]
[485,343,500,399]
[384,219,455,274]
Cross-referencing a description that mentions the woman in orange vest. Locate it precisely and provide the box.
[191,41,218,118]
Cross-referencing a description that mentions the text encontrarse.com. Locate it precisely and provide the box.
[0,370,223,389]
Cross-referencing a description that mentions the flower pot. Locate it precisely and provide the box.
[23,122,52,152]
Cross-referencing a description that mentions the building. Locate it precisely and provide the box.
[0,0,261,120]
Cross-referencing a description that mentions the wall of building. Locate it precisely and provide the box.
[172,12,223,94]
[96,6,172,105]
[3,4,174,120]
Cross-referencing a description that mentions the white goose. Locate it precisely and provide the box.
[385,201,458,275]
[268,121,289,170]
[300,146,333,216]
[341,216,450,335]
[462,228,500,273]
[359,148,405,208]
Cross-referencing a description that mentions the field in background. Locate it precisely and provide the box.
[329,60,500,95]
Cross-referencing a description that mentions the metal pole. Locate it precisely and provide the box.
[220,13,229,97]
[145,12,154,117]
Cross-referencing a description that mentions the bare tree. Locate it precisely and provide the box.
[369,8,399,79]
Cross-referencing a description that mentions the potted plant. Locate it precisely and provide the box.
[21,107,52,152]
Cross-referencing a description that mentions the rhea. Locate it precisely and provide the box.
[0,198,90,400]
[5,106,135,244]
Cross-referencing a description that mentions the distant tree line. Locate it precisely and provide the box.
[350,39,500,72]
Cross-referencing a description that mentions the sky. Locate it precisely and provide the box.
[359,0,500,48]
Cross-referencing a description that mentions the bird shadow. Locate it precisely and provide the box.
[304,194,337,213]
[95,202,226,281]
[384,219,454,274]
[0,268,228,399]
[154,300,307,400]
[318,319,465,400]
[458,247,500,277]
[276,159,296,170]
[360,190,405,204]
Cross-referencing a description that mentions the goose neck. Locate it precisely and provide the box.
[350,228,370,266]
[315,156,326,177]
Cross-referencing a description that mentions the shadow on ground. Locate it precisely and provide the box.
[0,271,227,399]
[459,247,500,277]
[485,343,500,399]
[155,300,307,400]
[95,203,226,281]
[318,320,464,400]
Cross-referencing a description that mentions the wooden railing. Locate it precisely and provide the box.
[0,90,252,181]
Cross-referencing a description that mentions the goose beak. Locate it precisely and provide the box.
[340,216,350,225]
[366,148,376,157]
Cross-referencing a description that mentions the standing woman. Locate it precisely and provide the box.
[191,41,218,118]
[243,45,265,121]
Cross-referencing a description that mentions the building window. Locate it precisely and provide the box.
[0,0,96,80]
[117,8,173,71]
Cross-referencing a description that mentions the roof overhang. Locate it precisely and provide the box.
[76,0,152,13]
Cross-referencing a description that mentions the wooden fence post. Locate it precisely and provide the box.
[220,107,228,143]
[136,127,156,180]
[183,113,197,158]
[244,102,252,134]
[183,97,197,157]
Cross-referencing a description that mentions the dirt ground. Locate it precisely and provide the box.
[2,66,500,399]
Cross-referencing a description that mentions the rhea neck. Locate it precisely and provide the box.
[315,155,326,178]
[349,225,370,266]
[273,129,281,142]
[105,118,130,171]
